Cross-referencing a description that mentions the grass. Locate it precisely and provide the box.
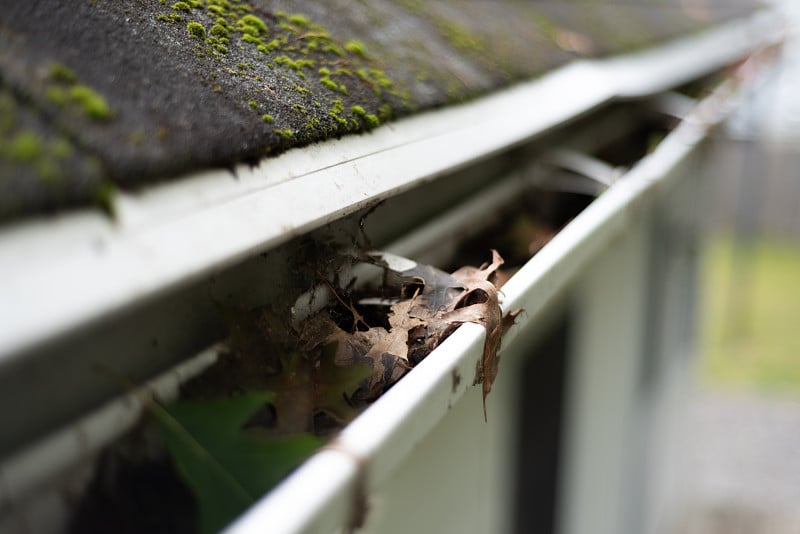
[700,235,800,396]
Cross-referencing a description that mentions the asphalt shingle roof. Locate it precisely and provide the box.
[0,0,758,222]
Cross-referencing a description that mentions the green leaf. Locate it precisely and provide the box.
[155,392,322,534]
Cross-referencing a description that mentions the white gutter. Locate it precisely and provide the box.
[226,65,743,534]
[0,11,781,364]
[0,7,783,527]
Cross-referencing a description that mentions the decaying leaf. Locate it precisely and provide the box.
[362,249,522,419]
[233,248,519,425]
[185,308,373,435]
[86,240,527,534]
[479,309,523,420]
[297,311,411,403]
[448,250,522,420]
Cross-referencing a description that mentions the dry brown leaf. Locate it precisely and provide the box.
[298,249,521,419]
[448,250,523,420]
[353,327,411,401]
[479,309,523,421]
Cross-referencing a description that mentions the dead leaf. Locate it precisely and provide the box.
[367,297,423,363]
[368,249,522,420]
[349,326,410,401]
[448,250,522,420]
[479,309,522,421]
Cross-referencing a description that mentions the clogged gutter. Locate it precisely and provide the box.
[70,246,521,534]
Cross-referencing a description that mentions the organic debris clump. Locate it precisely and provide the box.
[71,249,520,534]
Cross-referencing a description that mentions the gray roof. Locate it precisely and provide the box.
[0,0,758,222]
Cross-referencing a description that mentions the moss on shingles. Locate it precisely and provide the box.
[67,85,114,121]
[44,61,115,122]
[48,63,78,84]
[151,2,410,145]
[0,0,755,222]
[274,127,293,140]
[187,21,206,39]
[434,18,485,54]
[172,2,192,13]
[0,81,106,219]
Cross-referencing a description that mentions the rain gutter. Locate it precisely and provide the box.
[0,11,780,362]
[225,57,757,534]
[0,8,783,533]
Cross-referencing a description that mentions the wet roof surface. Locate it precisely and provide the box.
[0,0,758,222]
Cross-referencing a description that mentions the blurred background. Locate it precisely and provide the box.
[678,2,800,533]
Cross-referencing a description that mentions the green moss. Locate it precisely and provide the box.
[241,33,262,45]
[294,85,312,95]
[435,18,484,53]
[318,67,331,76]
[377,103,394,120]
[68,85,114,120]
[355,67,395,97]
[350,105,366,116]
[263,38,284,52]
[238,14,268,35]
[210,23,229,38]
[261,113,274,123]
[9,131,42,162]
[274,128,293,140]
[274,56,314,72]
[207,5,225,16]
[93,181,117,218]
[288,14,310,27]
[187,21,206,39]
[157,13,171,22]
[45,86,68,107]
[364,114,380,127]
[344,40,368,58]
[247,100,259,110]
[322,42,345,57]
[328,98,350,127]
[320,77,338,91]
[172,1,191,13]
[49,63,78,84]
